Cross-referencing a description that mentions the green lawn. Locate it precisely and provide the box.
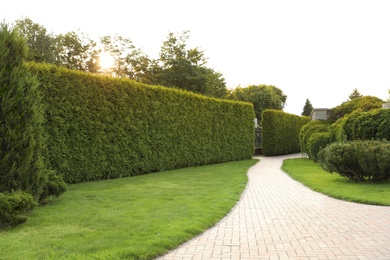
[0,159,257,260]
[282,158,390,206]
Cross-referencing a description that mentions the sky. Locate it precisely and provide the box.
[2,0,389,115]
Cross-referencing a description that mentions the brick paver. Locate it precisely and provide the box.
[157,154,390,260]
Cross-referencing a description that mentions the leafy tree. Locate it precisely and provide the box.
[100,35,134,77]
[301,98,313,116]
[57,31,97,71]
[349,88,363,100]
[155,31,227,97]
[10,18,227,97]
[13,17,59,64]
[156,31,206,92]
[201,67,228,98]
[228,84,287,121]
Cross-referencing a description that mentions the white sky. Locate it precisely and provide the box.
[2,0,389,115]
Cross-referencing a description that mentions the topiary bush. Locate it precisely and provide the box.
[318,140,390,182]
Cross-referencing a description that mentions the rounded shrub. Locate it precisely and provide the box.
[306,132,331,162]
[318,140,390,183]
[299,120,330,156]
[0,191,37,228]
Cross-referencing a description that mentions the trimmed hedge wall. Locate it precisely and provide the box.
[25,62,255,183]
[262,110,310,156]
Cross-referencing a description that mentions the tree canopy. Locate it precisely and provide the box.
[228,85,287,121]
[10,18,227,98]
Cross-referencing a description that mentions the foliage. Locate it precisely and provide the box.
[0,23,66,227]
[341,108,390,141]
[14,18,99,73]
[318,140,390,182]
[0,159,256,258]
[328,96,383,122]
[0,191,37,228]
[328,116,344,142]
[229,85,287,121]
[306,132,331,162]
[262,110,310,156]
[301,98,313,116]
[13,19,228,98]
[299,120,330,157]
[56,31,98,72]
[348,88,363,100]
[153,31,227,97]
[13,17,59,64]
[26,62,254,183]
[282,158,390,206]
[352,109,390,141]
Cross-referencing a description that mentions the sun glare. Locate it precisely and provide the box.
[99,52,115,70]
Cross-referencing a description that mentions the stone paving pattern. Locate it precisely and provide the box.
[157,154,390,260]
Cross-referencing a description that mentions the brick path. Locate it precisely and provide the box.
[156,154,390,260]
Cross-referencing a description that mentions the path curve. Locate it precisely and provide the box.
[157,154,390,259]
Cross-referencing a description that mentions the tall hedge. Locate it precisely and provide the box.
[262,110,310,156]
[25,62,255,183]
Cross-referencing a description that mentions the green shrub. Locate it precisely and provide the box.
[0,191,37,228]
[328,96,383,122]
[354,109,390,141]
[341,109,363,141]
[262,110,310,156]
[306,132,331,162]
[0,23,65,200]
[299,120,330,156]
[342,109,390,141]
[318,140,390,182]
[25,62,255,183]
[329,116,347,142]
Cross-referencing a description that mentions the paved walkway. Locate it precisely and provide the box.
[157,154,390,260]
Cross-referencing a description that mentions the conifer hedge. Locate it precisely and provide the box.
[25,62,255,183]
[0,24,65,228]
[262,110,310,156]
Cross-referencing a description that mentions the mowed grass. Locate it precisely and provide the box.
[0,159,258,260]
[282,158,390,206]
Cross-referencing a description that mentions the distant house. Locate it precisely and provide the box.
[383,102,390,109]
[310,108,330,120]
